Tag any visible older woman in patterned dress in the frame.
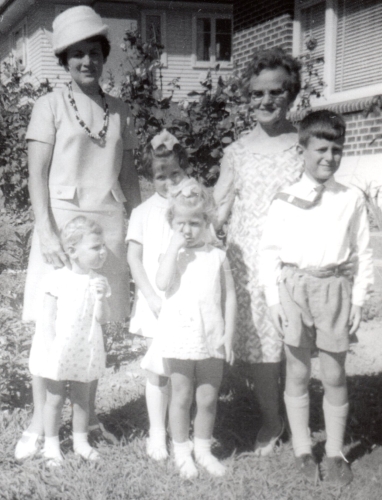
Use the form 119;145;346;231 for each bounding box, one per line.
214;48;303;455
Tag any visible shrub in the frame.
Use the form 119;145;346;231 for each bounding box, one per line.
0;63;52;212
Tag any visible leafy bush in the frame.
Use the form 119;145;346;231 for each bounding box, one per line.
0;63;52;212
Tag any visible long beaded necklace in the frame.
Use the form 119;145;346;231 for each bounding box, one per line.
67;81;109;141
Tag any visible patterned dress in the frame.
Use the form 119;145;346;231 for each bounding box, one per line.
215;137;303;363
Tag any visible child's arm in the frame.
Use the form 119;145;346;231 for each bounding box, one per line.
220;258;237;365
128;240;162;317
42;293;57;351
91;277;111;324
156;232;186;291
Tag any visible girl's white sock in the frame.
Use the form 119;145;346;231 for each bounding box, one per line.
43;435;61;459
323;398;349;457
284;392;312;457
73;432;99;461
146;379;169;460
194;437;225;477
173;440;198;479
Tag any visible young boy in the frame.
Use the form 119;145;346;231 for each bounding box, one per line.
259;110;373;486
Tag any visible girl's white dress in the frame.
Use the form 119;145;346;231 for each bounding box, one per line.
126;193;171;338
158;244;226;360
29;267;109;383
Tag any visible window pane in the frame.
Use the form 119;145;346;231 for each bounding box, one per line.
216;18;232;61
196;18;211;61
146;15;161;44
335;0;382;92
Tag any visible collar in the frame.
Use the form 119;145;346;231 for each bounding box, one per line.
300;173;336;193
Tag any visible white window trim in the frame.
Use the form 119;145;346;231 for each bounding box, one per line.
141;10;168;67
293;0;382;106
11;18;28;69
191;13;233;69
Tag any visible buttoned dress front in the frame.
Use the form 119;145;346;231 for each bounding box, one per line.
23;87;138;322
214;136;303;364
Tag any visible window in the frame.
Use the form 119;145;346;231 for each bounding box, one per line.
12;22;27;67
141;11;167;66
192;14;232;67
294;0;382;104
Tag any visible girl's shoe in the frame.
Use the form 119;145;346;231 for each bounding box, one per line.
254;418;285;457
15;431;43;460
74;444;100;461
173;440;198;479
146;437;169;461
42;448;64;467
195;451;226;477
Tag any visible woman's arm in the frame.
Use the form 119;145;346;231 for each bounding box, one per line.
28;140;70;268
119;150;141;218
220;258;237;365
213;151;235;231
156;232;185;291
127;240;162;317
42;293;57;352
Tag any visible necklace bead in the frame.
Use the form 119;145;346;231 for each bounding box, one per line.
67;81;109;141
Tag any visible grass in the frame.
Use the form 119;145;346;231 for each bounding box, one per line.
1;262;382;498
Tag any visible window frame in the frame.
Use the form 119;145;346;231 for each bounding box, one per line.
141;10;168;67
191;13;233;69
293;0;382;105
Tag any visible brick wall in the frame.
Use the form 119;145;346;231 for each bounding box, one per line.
343;112;382;157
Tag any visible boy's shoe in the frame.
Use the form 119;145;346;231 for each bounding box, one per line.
254;418;285;457
295;454;319;485
88;422;118;445
324;455;353;486
15;432;43;460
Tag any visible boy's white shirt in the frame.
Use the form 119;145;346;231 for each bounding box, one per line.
259;173;374;307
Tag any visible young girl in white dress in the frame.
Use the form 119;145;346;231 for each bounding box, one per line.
28;216;110;465
155;179;237;479
127;130;188;460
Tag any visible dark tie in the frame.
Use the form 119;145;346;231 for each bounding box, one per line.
273;185;325;209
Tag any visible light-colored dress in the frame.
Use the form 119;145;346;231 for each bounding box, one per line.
23;87;138;322
126;193;171;337
29;268;109;383
159;244;226;360
214;137;303;364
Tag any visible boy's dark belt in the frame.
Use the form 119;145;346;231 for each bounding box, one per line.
282;261;351;278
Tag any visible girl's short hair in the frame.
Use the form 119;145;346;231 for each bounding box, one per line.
61;216;103;252
57;35;111;67
167;178;216;226
241;47;301;103
140;141;189;179
298;110;346;147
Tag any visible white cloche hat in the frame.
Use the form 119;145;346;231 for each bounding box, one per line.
52;6;109;55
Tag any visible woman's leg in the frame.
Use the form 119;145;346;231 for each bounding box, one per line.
43;379;66;463
167;358;197;478
15;376;46;459
71;381;99;460
252;362;284;452
193;358;225;476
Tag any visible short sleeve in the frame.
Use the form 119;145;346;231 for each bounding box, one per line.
126;205;143;244
26;94;56;145
122;105;138;151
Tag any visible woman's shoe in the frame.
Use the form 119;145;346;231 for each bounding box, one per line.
254;418;285;457
15;431;43;460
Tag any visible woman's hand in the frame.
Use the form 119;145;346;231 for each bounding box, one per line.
147;294;162;318
38;229;70;269
217;335;235;365
269;304;288;338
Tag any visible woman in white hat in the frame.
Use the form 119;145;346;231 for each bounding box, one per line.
15;6;140;460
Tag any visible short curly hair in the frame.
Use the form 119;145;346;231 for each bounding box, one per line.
167;178;216;226
140;142;189;180
60;216;103;252
57;35;111;67
241;47;301;104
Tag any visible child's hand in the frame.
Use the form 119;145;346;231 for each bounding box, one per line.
169;230;187;251
90;277;109;300
349;304;362;335
269;304;288;338
147;294;162;318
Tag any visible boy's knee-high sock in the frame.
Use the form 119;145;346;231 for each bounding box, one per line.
146;379;169;434
284;392;312;457
323;398;349;457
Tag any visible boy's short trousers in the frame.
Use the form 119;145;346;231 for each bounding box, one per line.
278;265;352;353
